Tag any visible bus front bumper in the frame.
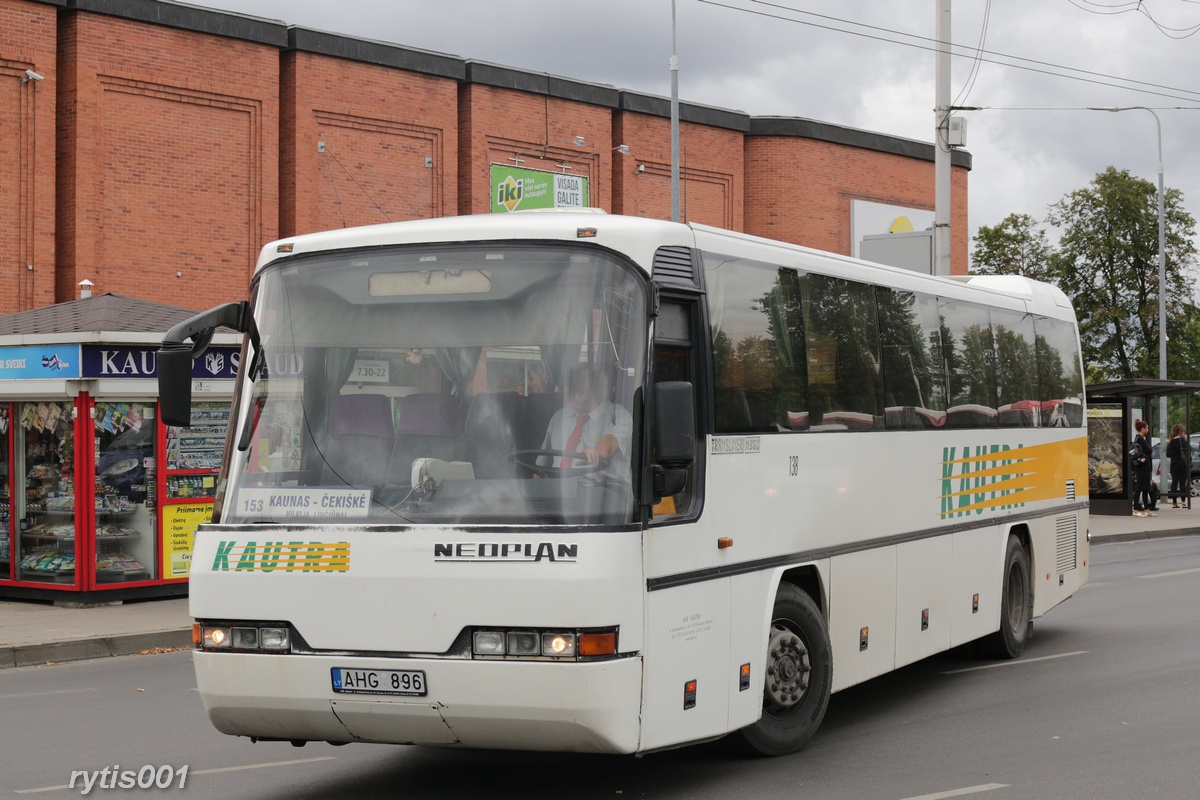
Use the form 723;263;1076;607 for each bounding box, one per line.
194;651;644;754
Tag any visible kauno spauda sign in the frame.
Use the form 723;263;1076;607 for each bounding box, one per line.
490;164;589;213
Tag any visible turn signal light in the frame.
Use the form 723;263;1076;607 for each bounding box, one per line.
578;631;617;656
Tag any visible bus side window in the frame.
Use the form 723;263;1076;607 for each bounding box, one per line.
653;301;698;517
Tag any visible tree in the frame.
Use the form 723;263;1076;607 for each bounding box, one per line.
1048;167;1196;382
973;167;1198;382
971;213;1053;281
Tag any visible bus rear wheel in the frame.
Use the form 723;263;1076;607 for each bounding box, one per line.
736;582;831;757
980;534;1031;659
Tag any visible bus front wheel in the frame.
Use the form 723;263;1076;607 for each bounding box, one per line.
980;534;1031;659
736;582;831;757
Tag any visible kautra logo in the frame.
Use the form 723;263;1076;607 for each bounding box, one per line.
938;439;1085;518
211;540;350;572
939;444;1029;518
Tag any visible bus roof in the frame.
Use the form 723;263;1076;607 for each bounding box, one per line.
256;211;693;279
257;211;1074;319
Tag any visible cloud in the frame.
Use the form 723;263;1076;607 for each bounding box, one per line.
188;0;1200;269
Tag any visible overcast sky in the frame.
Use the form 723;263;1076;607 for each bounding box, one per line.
186;0;1200;266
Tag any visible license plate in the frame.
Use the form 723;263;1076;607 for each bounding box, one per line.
331;667;427;697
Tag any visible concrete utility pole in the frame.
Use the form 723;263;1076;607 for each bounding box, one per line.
934;0;951;276
1092;105;1168;491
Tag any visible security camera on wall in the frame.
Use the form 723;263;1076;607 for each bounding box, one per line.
23;69;44;82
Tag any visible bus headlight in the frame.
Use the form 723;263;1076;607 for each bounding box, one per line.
508;631;542;656
473;631;506;655
203;626;231;648
470;627;614;660
542;633;575;657
259;627;290;650
198;622;291;653
231;627;259;649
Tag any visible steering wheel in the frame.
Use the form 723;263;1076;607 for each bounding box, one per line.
509;449;606;479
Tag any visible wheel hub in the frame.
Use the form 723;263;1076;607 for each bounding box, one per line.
764;622;810;711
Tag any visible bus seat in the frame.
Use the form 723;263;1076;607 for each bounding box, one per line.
320;393;394;488
461;392;525;479
388;393;465;486
521;392;564;452
395;392;465;437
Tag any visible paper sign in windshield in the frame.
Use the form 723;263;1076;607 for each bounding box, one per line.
235;487;372;518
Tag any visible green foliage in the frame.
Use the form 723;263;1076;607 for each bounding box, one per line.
971;213;1053;281
972;167;1198;382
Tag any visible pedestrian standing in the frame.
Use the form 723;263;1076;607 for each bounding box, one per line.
1166;423;1192;508
1132;419;1156;517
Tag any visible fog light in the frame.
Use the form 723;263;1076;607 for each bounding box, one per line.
508;631;540;656
473;631;505;655
259;627;290;650
203;627;231;648
542;632;576;657
231;627;259;649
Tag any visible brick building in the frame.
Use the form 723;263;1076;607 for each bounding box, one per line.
2;0;971;316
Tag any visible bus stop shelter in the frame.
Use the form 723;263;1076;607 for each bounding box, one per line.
1086;379;1200;516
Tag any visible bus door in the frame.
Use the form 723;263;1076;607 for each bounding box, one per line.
641;292;738;749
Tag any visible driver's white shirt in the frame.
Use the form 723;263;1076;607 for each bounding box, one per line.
540;400;633;481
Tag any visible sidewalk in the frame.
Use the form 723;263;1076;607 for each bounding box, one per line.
2;508;1199;670
0;596;191;669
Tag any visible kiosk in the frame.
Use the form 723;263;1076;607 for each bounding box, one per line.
0;294;238;602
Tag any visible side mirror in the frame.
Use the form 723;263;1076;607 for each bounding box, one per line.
158;301;256;427
157;344;195;427
654;381;695;466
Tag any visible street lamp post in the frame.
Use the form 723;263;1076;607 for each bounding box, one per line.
1092;106;1168;491
670;0;680;223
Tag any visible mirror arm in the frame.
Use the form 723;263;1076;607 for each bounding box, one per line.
162;301;259;358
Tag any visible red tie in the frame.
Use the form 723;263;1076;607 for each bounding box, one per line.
561;413;590;467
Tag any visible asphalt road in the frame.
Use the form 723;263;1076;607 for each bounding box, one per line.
2;536;1198;800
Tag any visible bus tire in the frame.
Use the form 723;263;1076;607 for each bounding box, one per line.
981;534;1031;659
736;582;831;757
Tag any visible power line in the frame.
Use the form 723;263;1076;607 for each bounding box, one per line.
693;0;1200;104
1065;0;1200;38
953;0;993;108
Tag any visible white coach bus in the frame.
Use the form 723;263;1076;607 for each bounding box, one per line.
158;210;1088;757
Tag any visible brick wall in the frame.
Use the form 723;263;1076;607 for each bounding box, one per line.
55;8;279;309
613;111;745;230
281;48;459;237
0;0;56;314
2;0;972;319
459;83;616;216
745;136;969;265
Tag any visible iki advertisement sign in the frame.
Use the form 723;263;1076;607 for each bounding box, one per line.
491;164;589;213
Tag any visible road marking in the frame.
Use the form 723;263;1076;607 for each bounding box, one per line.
941;650;1089;674
1138;566;1200;579
901;783;1009;800
0;688;96;701
15;757;337;793
191;756;337;775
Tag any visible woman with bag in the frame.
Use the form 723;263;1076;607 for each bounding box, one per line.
1132;419;1156;517
1165;423;1192;508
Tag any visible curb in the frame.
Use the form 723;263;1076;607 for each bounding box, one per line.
1092;527;1200;544
1;629;193;670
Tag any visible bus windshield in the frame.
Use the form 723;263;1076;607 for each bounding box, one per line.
218;242;648;526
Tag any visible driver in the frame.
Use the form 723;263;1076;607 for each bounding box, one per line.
540;365;633;481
